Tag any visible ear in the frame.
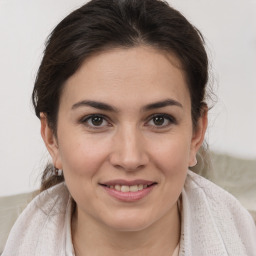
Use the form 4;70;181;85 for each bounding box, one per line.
40;113;62;170
188;106;208;167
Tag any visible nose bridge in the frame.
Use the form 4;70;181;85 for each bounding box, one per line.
110;123;148;170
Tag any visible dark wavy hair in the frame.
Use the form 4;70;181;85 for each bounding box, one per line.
32;0;209;191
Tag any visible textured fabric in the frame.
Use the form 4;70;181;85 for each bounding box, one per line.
2;171;256;256
197;152;256;221
0;191;38;253
179;172;256;256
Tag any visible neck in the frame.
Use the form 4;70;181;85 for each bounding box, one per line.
72;203;181;256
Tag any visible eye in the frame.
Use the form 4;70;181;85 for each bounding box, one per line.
81;114;110;129
146;114;176;128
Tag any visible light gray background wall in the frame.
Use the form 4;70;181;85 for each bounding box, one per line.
0;0;255;196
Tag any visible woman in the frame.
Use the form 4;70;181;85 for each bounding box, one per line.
3;0;255;255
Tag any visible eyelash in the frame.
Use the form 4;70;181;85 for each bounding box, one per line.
146;113;177;128
80;114;111;130
79;113;177;130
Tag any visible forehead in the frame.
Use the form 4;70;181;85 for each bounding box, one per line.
61;46;190;109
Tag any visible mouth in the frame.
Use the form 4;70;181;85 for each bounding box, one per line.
99;180;157;202
99;182;157;192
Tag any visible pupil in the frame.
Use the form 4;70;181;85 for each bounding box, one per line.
153;116;164;126
92;116;103;126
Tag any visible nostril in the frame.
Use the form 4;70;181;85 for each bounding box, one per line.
113;164;146;172
110;158;147;171
113;164;125;170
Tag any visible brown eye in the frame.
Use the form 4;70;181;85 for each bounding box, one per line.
153;116;165;126
81;114;110;129
91;116;104;126
146;114;176;128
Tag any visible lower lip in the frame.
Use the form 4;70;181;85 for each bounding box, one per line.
101;185;156;202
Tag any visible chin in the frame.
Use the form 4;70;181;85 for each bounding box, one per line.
103;213;155;232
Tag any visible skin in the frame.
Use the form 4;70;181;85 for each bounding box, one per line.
41;46;207;256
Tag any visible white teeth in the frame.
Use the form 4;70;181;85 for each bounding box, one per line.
121;185;129;192
114;184;121;191
108;184;149;192
129;185;139;192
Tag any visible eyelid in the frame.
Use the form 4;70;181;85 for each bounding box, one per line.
145;113;177;127
79;113;177;130
80;114;112;129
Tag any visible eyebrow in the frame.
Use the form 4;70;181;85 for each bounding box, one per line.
71;98;183;112
142;99;183;111
72;100;118;112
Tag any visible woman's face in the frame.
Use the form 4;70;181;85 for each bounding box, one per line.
42;46;207;231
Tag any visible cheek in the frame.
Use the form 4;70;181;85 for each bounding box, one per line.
57;135;112;205
57;132;111;176
150;136;190;201
149;133;192;173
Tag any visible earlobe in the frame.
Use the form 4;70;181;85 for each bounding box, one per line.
189;107;208;167
40;113;62;169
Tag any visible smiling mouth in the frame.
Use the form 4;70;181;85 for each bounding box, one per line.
100;183;157;192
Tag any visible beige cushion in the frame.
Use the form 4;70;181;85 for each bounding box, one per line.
0;191;38;253
192;151;256;223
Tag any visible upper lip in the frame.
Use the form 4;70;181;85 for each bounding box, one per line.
100;179;157;186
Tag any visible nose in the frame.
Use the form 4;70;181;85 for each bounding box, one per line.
109;125;149;171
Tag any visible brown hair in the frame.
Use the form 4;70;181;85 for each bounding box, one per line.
32;0;209;191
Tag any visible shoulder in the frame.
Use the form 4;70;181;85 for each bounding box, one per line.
184;170;254;224
182;171;256;255
185;171;251;214
2;183;70;256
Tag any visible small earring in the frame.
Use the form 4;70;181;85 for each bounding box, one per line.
189;157;197;167
54;168;63;176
